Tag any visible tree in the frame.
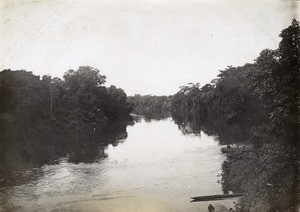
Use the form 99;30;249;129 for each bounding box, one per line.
253;19;300;138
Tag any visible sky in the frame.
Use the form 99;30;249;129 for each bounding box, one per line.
0;0;298;95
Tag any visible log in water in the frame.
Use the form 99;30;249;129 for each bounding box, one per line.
191;193;244;202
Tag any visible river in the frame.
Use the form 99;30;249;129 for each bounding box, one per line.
0;116;236;211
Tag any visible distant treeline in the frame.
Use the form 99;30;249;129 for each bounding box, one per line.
127;95;172;118
0;66;133;169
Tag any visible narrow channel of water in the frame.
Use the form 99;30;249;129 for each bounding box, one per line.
0;116;236;211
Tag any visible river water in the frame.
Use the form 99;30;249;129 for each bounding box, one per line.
0;116;236;211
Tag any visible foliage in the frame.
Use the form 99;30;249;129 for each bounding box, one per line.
0;66;132;170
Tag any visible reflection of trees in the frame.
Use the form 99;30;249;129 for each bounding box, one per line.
0;120;130;176
67;139;108;164
137;111;170;122
0;118;131;212
131;112;170;123
131;114;143;123
102;120;129;146
172;111;249;143
172;112;201;134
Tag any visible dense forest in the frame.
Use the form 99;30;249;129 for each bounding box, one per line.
0;66;133;170
129;20;299;211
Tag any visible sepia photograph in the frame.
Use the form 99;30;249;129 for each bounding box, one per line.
0;0;299;211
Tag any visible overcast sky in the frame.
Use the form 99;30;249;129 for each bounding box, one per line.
1;0;298;95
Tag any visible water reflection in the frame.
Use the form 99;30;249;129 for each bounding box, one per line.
132;111;171;122
0;115;235;212
172;112;250;145
0;120;130;180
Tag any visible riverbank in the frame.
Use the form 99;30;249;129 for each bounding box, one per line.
221;137;299;212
